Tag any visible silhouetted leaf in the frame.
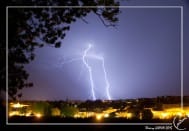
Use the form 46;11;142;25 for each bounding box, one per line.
55;42;61;48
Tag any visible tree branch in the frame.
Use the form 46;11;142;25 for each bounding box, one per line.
94;12;116;28
81;17;89;24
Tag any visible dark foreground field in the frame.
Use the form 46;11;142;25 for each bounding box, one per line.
7;117;189;131
8;116;172;123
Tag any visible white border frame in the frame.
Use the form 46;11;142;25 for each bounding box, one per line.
6;6;183;125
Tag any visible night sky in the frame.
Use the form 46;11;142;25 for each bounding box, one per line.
20;0;189;100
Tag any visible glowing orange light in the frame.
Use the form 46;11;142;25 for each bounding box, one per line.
11;102;29;108
96;114;102;120
12;103;22;108
35;113;41;118
186;113;189;117
104;113;109;118
176;112;183;117
126;113;132;119
9;112;14;117
161;113;168;119
26;113;31;117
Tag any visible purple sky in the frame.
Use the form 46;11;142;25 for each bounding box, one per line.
20;0;189;100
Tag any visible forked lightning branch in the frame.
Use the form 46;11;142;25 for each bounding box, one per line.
60;44;111;100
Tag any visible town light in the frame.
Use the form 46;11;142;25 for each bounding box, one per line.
104;113;109;118
35;113;42;118
12;103;22;108
161;113;168;119
26;113;31;117
10;102;29;108
96;114;102;120
176;112;183;117
126;113;132;119
187;113;189;117
9;112;18;117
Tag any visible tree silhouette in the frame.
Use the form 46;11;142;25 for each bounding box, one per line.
141;109;153;120
1;0;120;99
60;104;78;117
31;101;52;116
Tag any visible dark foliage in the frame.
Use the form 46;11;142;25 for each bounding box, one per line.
0;0;120;99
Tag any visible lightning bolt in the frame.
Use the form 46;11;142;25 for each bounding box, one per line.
86;53;111;100
59;44;112;100
82;44;96;100
60;57;82;67
83;44;111;100
101;57;111;100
